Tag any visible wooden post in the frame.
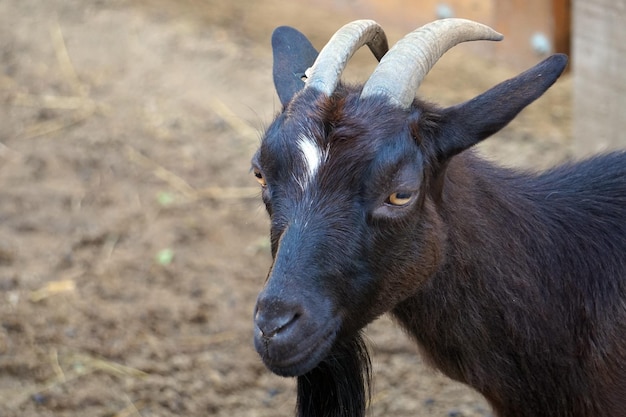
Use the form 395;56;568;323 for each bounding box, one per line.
573;0;626;154
553;0;571;58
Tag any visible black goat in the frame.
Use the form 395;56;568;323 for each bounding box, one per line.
250;19;626;417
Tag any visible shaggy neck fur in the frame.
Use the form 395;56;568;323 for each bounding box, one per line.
393;152;626;417
296;334;371;417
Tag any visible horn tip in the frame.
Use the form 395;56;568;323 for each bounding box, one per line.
438;17;504;41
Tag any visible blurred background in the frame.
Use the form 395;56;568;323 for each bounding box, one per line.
0;0;622;416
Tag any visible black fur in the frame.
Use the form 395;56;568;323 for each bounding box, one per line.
296;334;371;417
251;24;626;417
393;151;626;417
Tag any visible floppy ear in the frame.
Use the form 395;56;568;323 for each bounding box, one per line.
434;54;568;160
272;26;319;107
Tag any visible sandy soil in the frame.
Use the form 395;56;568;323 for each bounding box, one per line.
0;1;571;416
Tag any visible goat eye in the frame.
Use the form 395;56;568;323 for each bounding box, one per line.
253;169;267;187
387;191;413;206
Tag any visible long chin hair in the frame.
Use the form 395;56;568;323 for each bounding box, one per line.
296;333;372;417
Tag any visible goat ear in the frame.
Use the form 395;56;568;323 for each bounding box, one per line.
435;54;568;160
272;26;319;107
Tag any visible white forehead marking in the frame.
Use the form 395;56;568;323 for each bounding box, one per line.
296;134;327;189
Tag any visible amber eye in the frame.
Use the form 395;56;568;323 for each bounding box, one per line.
253;169;267;187
387;191;413;206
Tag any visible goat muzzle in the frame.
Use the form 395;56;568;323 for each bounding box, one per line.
253;286;340;377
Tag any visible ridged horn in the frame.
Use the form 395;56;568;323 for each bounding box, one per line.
360;18;503;109
305;20;388;96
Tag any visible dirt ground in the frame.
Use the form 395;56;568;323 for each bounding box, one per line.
0;1;571;416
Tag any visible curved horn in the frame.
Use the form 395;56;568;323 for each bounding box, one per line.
305;20;388;97
360;18;503;109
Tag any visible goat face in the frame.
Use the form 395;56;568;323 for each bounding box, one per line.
252;20;567;379
252;87;444;376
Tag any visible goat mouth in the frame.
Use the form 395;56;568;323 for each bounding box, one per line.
260;321;340;377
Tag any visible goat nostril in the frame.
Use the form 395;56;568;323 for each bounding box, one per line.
256;310;300;339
